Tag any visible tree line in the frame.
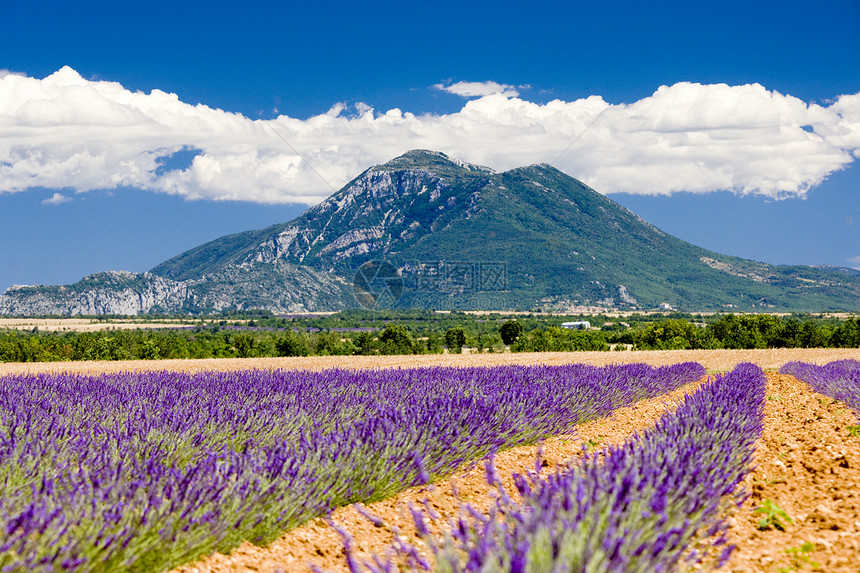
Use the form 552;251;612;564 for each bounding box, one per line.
0;314;858;363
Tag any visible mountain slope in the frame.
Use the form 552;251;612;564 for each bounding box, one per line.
0;263;352;315
151;150;860;312
4;150;860;314
151;150;496;279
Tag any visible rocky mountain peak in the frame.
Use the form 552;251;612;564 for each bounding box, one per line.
376;149;494;174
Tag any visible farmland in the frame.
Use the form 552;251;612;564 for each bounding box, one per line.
2;349;859;571
0;318;203;332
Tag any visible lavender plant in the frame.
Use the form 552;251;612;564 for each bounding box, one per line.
780;359;860;414
347;363;765;572
0;362;704;572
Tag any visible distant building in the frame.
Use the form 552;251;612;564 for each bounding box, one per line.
561;321;591;330
657;303;674;311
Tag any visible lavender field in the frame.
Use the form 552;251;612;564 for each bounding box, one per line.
348;363;766;572
780;359;860;414
0;363;704;572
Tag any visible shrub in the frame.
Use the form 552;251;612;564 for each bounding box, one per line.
499;320;524;345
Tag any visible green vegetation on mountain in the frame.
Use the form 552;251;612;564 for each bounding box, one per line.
5;150;860;314
149;150;860;312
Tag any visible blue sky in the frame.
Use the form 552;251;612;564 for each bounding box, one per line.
1;0;859;294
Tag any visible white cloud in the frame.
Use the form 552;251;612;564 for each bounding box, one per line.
432;80;520;98
849;255;860;270
41;192;71;206
1;67;859;205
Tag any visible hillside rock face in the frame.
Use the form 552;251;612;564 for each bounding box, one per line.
0;265;352;316
0;272;189;316
3;150;860;315
150;151;497;280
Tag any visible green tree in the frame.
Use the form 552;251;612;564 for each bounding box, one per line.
140;337;161;360
772;318;803;348
832;318;860;347
313;331;354;356
638;319;699;350
424;332;444;354
378;324;415;355
445;327;467;354
275;331;311;357
499;320;523;345
709;314;780;349
512;327;608;352
232;332;257;358
353;331;377;355
799;321;830;348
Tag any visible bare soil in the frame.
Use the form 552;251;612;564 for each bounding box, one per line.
716;373;860;572
4;348;859;571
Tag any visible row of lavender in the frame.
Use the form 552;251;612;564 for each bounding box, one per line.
344;363;766;572
780;359;860;414
0;362;704;572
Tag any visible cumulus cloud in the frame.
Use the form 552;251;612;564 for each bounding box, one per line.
1;67;859;205
433;80;520;98
41;192;71;206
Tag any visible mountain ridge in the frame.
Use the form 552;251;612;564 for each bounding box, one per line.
4;150;860;314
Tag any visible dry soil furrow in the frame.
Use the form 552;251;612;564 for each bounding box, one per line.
720;373;860;572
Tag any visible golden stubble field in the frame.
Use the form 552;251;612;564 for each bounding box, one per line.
4;348;860;572
3;347;860;377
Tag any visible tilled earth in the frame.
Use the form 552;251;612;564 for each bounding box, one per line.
717;373;860;572
3;348;859;571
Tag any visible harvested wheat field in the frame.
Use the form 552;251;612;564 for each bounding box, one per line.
3;348;860;572
3;347;860;377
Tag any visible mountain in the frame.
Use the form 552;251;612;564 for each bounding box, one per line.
0;264;351;315
3;150;860;314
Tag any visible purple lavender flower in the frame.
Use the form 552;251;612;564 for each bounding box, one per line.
0;362;704;572
352;363;765;572
781;359;860;416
